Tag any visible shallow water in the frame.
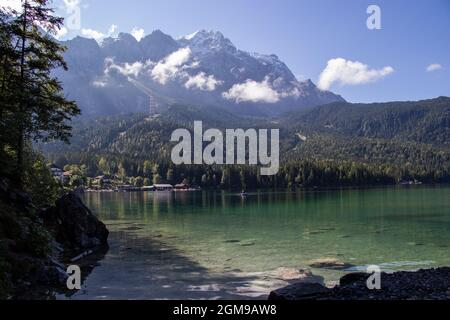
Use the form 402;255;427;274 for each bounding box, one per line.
60;186;450;300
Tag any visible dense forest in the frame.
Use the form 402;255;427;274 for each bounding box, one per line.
41;98;450;189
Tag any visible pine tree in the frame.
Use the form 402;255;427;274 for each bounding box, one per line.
1;1;80;186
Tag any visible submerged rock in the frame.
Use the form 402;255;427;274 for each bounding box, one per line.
272;267;312;281
309;258;353;270
41;192;109;252
271;267;324;284
224;240;241;243
240;242;255;247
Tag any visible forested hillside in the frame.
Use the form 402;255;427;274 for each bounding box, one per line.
282;96;450;146
41;97;450;188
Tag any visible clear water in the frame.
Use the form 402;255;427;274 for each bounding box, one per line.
62;186;450;300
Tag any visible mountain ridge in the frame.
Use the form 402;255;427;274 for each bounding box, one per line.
56;29;345;117
42;97;450;175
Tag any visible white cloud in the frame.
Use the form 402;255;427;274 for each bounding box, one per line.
119;62;145;78
151;47;192;85
183;31;200;40
81;24;118;42
0;0;23;12
81;28;105;41
281;86;300;99
131;27;145;41
54;26;68;40
426;63;442;72
223;77;280;103
92;79;108;88
318;58;394;90
0;0;79;38
105;58;146;78
108;24;118;37
185;72;222;91
63;0;81;11
1;0;80;40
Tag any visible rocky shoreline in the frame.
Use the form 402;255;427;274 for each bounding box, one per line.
269;267;450;300
0;177;109;299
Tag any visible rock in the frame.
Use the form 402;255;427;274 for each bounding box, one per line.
272;267;313;281
41;192;109;252
224;240;241;243
269;267;450;300
309;258;352;270
339;272;368;286
268;282;331;300
38;265;68;286
1;180;109;298
240;240;256;246
240;242;255;247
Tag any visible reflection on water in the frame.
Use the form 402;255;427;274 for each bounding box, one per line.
62;186;450;300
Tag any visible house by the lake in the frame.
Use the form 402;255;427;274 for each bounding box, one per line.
49;164;64;181
49;164;71;184
174;183;189;191
154;184;174;191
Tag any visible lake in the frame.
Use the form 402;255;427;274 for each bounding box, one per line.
61;186;450;300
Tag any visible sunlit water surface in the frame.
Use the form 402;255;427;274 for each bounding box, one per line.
60;186;450;300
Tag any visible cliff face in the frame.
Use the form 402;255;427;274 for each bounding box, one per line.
0;178;109;299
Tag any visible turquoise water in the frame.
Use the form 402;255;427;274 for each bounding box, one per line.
63;186;450;300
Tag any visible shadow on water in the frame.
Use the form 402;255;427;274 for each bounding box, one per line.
70;187;450;300
60;228;267;300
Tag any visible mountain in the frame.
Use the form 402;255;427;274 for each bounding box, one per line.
279;97;450;169
42;97;450;177
281;96;450;147
56;30;344;117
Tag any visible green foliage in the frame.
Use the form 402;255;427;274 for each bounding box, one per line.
39;97;450;189
0;200;53;298
282;97;450;146
0;1;80;186
24;224;52;258
23;147;61;208
134;176;144;188
153;174;163;185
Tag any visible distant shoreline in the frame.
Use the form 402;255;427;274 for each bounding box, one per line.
81;182;450;194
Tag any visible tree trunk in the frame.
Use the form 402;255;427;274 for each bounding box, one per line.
15;0;28;188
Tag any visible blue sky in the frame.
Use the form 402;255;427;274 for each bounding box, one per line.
10;0;450;103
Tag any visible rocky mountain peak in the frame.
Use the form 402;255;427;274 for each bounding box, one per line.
179;29;236;53
58;29;345;117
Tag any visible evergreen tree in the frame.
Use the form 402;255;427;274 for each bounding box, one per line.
1;1;80;186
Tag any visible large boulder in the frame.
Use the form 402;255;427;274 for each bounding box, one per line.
41;192;109;251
